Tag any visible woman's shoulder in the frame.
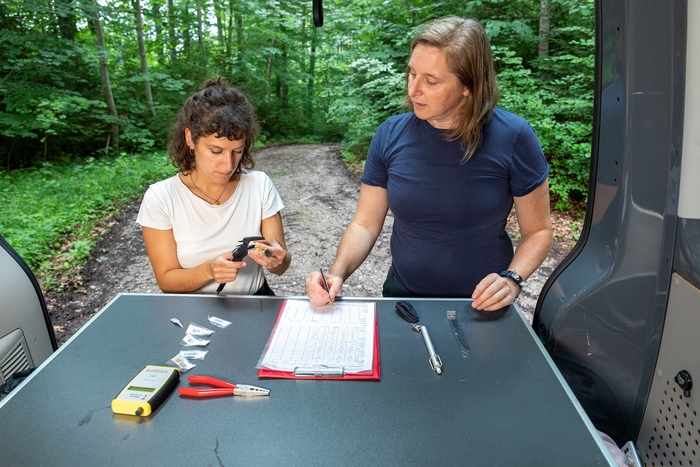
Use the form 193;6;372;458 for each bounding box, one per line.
241;170;273;183
375;112;420;140
145;174;182;196
484;107;539;144
383;112;417;128
489;107;529;130
240;170;278;192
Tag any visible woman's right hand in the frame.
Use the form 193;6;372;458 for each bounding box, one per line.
211;252;246;284
306;271;343;307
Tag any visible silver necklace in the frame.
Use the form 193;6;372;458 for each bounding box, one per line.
190;172;229;205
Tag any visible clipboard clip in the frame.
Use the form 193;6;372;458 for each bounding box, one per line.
293;366;345;377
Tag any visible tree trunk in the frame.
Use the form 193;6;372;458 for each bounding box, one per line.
279;46;288;110
538;0;551;58
306;26;317;122
56;0;77;40
91;2;119;151
133;0;156;117
226;0;234;68
183;0;191;65
196;0;206;66
0;3;7;30
213;0;224;51
267;38;276;110
235;12;244;65
166;0;176;67
152;1;165;64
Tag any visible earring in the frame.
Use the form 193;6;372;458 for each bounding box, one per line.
189;147;195;156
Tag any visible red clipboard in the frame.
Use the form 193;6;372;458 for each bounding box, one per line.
257;300;380;380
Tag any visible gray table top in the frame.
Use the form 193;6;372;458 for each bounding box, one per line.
0;293;613;466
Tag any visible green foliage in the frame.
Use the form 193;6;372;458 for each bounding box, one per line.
0;151;177;287
1;0;595;209
327;56;406;164
494;25;594;209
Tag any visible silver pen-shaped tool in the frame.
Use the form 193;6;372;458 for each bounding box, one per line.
412;324;442;375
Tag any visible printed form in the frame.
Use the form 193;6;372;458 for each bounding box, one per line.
260;299;376;374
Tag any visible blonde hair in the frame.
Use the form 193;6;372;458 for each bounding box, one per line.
404;17;499;163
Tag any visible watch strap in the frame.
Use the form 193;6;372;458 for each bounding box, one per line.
500;270;524;299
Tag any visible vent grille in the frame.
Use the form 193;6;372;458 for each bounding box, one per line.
643;381;700;467
0;339;30;383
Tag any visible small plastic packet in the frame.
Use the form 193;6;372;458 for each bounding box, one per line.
180;333;211;347
186;322;215;336
207;315;232;329
178;349;209;360
167;354;196;373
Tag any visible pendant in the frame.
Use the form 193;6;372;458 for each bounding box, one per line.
214;201;220;205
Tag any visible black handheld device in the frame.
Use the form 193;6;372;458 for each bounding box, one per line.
216;236;267;295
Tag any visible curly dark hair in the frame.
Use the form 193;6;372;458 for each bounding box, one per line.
169;77;260;174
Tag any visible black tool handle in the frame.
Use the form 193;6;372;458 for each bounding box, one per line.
216;236;267;295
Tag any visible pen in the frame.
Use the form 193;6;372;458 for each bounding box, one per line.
315;252;334;307
412;324;442;375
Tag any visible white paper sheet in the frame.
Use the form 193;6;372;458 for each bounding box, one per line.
259;299;376;373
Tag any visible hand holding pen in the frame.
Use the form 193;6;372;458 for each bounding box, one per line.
315;253;334;307
306;253;340;307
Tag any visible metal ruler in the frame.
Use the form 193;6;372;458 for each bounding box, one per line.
447;311;471;357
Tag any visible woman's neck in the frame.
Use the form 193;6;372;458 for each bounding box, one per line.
182;170;240;205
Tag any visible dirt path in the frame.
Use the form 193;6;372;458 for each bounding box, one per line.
46;143;571;346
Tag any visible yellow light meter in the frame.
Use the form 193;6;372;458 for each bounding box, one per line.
112;365;180;416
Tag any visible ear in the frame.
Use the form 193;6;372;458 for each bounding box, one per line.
184;128;193;148
463;88;470;98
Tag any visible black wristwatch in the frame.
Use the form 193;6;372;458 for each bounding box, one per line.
500;270;525;297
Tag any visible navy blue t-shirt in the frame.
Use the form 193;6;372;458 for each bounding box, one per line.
361;108;549;297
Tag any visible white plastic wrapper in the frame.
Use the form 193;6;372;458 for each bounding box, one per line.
207;315;232;329
186;322;215;336
167;354;196;373
178;350;209;360
180;333;211;347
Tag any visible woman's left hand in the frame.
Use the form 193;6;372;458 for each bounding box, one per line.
247;240;284;269
471;273;520;311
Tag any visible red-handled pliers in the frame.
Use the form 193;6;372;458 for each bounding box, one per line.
178;376;270;397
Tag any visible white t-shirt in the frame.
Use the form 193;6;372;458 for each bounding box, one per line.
136;171;284;295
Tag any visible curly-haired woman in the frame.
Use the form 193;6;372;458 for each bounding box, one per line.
136;78;290;295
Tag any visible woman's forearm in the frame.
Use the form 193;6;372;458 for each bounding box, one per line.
508;228;553;281
156;261;216;293
330;222;381;281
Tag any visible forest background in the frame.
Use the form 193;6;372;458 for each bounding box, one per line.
0;0;593;289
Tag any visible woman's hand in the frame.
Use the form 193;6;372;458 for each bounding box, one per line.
259;214;291;276
471;273;520;311
210;252;246;284
247;240;284;269
306;271;343;307
304;183;389;306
